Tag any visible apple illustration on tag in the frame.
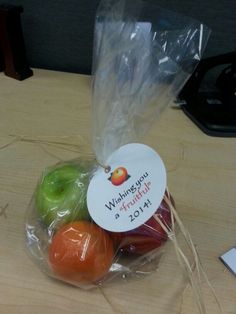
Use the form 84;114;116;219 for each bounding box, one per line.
35;163;91;227
108;167;130;186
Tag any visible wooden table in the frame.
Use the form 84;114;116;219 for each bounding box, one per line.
0;69;235;314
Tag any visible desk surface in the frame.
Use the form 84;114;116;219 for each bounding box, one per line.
0;69;235;314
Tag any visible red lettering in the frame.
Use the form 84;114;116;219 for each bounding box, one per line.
119;181;151;212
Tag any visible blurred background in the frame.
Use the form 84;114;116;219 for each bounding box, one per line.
2;0;236;74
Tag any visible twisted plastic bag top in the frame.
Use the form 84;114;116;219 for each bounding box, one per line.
92;0;210;164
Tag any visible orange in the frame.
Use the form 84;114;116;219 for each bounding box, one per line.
49;221;114;284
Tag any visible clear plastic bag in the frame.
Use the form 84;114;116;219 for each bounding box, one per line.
92;0;210;163
25;0;210;290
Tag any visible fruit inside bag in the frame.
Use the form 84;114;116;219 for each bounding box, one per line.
26;159;175;288
25;0;211;291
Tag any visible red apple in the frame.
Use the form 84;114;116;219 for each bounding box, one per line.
110;193;174;255
111;167;128;186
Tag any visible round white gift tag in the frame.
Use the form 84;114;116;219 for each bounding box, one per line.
87;143;166;232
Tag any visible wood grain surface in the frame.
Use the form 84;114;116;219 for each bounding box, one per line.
0;69;235;314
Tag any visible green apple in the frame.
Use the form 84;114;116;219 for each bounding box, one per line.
35;163;91;227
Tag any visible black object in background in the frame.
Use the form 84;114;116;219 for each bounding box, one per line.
179;52;236;137
0;47;4;71
0;4;33;80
